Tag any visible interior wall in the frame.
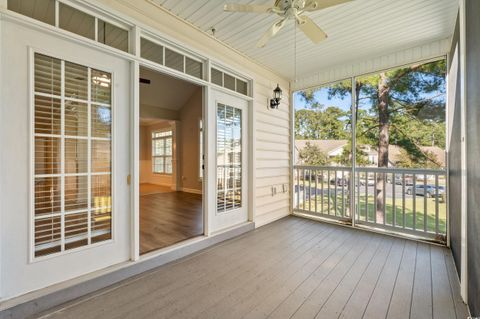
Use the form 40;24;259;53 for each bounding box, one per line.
465;0;480;314
447;13;462;278
179;88;202;192
140;121;176;187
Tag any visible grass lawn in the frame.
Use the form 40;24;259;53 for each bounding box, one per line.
298;194;446;235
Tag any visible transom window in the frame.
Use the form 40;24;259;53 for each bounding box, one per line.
33;53;112;258
152;130;173;174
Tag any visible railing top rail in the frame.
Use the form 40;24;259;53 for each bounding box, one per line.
293;165;352;170
294;165;445;175
355;167;446;174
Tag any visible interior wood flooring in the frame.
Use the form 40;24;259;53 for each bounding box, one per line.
139;183;173;196
39;216;468;319
140;190;203;254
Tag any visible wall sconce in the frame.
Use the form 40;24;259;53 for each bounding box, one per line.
269;84;283;109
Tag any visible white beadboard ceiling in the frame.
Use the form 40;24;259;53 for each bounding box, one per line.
149;0;458;81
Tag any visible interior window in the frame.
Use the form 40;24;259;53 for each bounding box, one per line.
152;130;173;174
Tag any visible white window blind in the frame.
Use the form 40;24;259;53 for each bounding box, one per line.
216;104;242;213
33;53;112;258
152;130;173;174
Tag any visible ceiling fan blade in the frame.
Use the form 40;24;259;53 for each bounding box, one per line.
224;3;273;13
303;0;353;11
296;15;327;44
256;18;288;48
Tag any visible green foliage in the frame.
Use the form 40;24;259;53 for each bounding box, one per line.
298;142;330;166
394;149;441;169
333;142;370;166
295;106;350;140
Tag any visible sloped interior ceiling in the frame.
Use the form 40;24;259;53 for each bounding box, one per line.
149;0;458;80
140;67;200;110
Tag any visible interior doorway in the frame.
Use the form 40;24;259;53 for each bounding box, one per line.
139;66;204;254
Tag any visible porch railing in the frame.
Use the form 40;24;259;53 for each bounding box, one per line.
293;165;447;243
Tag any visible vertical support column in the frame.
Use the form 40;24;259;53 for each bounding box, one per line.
203;60;212;235
130;59;140;261
248;79;256;224
459;0;468;302
351;77;357;227
130;26;141;261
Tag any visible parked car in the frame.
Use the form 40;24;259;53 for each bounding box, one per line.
330;177;348;186
359;178;376;186
387;175;414;185
406;185;445;197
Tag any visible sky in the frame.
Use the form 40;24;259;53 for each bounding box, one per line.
293;87;351;112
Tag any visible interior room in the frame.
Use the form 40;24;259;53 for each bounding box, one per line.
139;66;204;254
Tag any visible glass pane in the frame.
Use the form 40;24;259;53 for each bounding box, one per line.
65;212;89;250
153;157;164;173
92;105;112;138
34;177;61;216
217;104;242;212
92;175;111;208
211;68;223;86
236;79;248;95
59;3;95;40
65;62;88;101
97;20;129;52
35;136;61;175
140;38;163;65
91;208;111;243
165;137;172;156
224;73;236;91
65;101;88;136
91;69;112;104
65;176;88;211
293;79;352;215
34;54;61;96
354;60;447;228
153;139;164;156
65;138;88;174
185;57;203;79
35;96;61;135
92;140;111;173
34;216;61;257
165;48;184;72
165;157;173;174
8;0;55;25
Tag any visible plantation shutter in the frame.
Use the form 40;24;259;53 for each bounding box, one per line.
33;53;112;258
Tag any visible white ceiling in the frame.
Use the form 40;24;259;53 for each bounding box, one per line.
140;67;200;110
150;0;458;80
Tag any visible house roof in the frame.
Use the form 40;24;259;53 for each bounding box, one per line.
295;140;445;167
295;140;348;156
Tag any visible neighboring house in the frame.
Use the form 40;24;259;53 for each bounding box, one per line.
295;140;445;168
295;139;348;165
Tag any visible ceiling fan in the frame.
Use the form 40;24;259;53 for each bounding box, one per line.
224;0;353;47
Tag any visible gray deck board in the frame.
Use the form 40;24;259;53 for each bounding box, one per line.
38;216;469;319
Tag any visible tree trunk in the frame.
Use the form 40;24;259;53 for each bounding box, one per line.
376;73;390;224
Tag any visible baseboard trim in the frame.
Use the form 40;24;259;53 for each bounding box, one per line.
0;222;254;319
181;187;202;194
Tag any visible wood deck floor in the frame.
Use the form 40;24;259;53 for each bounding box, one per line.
39;217;468;319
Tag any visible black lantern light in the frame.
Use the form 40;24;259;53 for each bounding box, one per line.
269;84;283;109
